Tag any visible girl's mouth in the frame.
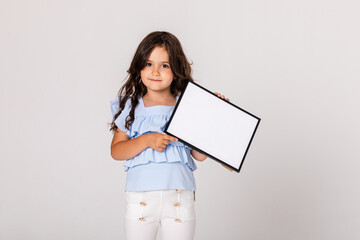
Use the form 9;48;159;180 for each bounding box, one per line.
150;78;161;82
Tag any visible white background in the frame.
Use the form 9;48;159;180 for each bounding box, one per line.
1;0;359;239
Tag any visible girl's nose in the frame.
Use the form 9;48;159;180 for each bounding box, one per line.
152;66;160;76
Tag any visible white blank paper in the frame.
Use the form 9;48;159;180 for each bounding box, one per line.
165;81;260;172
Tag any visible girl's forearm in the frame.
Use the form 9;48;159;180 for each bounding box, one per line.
111;134;149;160
191;149;207;161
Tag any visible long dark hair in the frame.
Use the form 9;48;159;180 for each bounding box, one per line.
109;31;194;133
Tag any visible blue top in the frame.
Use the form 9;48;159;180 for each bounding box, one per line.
110;96;197;191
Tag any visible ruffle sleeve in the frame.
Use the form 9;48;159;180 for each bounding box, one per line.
110;98;132;138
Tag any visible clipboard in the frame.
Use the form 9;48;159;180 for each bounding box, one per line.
164;80;261;173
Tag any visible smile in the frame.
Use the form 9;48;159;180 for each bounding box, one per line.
149;78;161;82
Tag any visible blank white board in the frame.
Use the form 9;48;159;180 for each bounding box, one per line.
164;80;260;172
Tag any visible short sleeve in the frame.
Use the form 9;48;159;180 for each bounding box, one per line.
110;98;131;137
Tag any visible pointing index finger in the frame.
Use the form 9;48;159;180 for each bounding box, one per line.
165;135;178;142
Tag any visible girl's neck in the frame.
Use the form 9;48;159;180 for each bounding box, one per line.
142;92;176;107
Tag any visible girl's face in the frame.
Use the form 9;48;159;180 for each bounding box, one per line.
141;46;174;95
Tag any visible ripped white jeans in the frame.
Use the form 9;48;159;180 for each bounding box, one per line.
124;190;196;240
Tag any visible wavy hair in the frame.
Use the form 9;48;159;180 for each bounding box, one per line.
109;31;194;133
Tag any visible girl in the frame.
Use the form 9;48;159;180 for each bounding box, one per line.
109;31;229;240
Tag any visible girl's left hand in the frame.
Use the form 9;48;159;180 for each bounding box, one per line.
214;92;230;102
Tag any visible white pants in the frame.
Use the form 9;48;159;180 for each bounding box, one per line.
124;190;196;240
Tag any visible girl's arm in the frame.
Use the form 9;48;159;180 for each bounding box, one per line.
111;128;147;160
110;128;178;160
190;149;207;161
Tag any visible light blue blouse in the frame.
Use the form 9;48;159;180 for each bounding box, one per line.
110;96;197;191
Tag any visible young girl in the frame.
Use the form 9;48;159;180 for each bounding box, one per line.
109;31;228;240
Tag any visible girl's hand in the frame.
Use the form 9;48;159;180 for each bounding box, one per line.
214;92;230;102
144;133;178;152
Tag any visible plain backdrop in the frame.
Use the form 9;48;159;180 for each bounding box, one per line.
1;0;359;239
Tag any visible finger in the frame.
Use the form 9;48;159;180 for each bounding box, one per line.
164;135;178;142
163;139;171;145
157;147;164;152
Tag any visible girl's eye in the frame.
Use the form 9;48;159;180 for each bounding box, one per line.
162;64;170;68
146;62;152;67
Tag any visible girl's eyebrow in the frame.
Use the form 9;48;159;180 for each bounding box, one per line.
147;59;170;64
